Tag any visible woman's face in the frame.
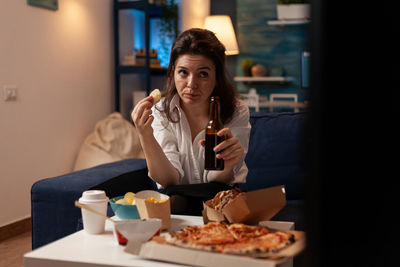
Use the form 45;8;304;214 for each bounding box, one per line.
174;54;216;110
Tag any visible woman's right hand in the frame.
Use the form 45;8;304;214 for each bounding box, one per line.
131;96;155;136
131;95;180;187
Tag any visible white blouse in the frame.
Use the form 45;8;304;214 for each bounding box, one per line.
151;94;251;186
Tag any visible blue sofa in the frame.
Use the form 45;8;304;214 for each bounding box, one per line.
31;112;307;249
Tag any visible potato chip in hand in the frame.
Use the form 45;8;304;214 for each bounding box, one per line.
150;89;162;104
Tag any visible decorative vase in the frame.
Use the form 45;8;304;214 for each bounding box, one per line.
276;4;310;20
251;64;268;77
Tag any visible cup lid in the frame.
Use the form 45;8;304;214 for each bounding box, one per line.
79;190;108;203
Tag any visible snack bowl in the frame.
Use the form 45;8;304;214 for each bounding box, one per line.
109;196;140;220
112;218;162;246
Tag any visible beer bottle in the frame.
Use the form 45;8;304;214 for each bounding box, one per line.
205;96;224;170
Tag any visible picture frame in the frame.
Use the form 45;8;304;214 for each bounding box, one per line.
27;0;58;11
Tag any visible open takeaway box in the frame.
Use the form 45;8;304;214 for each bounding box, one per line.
203;185;287;224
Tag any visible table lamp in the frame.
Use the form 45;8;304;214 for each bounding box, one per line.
204;15;239;55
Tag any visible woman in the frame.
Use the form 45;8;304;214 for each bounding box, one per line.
131;28;251;214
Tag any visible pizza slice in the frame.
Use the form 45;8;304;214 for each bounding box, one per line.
253;231;295;252
227;223;270;239
166;222;236;252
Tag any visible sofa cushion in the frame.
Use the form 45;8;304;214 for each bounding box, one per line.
241;112;307;200
73;112;145;171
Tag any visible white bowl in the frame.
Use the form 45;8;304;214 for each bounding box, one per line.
112;218;162;246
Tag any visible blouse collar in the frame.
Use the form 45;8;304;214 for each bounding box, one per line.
170;93;181;113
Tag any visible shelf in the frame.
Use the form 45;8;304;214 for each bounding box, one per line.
240;93;307;112
115;0;163;17
234;76;294;83
267;19;310;26
113;0;167;113
117;65;167;75
258;101;307;109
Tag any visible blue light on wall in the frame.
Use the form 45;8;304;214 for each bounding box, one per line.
131;10;145;50
131;11;172;68
150;18;172;68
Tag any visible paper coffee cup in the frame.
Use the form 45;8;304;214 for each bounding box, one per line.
79;190;109;234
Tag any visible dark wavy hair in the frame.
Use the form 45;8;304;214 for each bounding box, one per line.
160;28;238;124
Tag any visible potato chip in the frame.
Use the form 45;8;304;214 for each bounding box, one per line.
124;192;136;205
115;198;128;204
150;89;162;104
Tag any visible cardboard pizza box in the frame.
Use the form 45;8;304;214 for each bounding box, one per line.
138;240;288;267
203;185;286;224
133;220;304;267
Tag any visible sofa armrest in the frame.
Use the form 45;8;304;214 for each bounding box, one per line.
31;158;155;249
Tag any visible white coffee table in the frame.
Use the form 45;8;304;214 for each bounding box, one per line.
24;215;294;267
24;215;203;267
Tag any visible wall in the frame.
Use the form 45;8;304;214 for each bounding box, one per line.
0;0;113;227
181;0;209;31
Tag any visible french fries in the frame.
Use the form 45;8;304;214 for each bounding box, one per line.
145;197;167;204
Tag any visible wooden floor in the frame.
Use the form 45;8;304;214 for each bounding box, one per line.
0;230;32;267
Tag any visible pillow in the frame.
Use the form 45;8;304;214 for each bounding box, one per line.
73;112;145;171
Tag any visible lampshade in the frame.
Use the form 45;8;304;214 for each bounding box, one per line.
204;15;239;55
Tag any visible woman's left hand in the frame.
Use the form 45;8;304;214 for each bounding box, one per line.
200;128;244;169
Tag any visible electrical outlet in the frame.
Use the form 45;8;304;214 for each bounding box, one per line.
3;85;18;101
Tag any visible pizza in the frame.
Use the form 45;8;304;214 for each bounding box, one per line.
164;222;295;256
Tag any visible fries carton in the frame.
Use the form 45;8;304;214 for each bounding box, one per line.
203;185;286;224
135;190;171;230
